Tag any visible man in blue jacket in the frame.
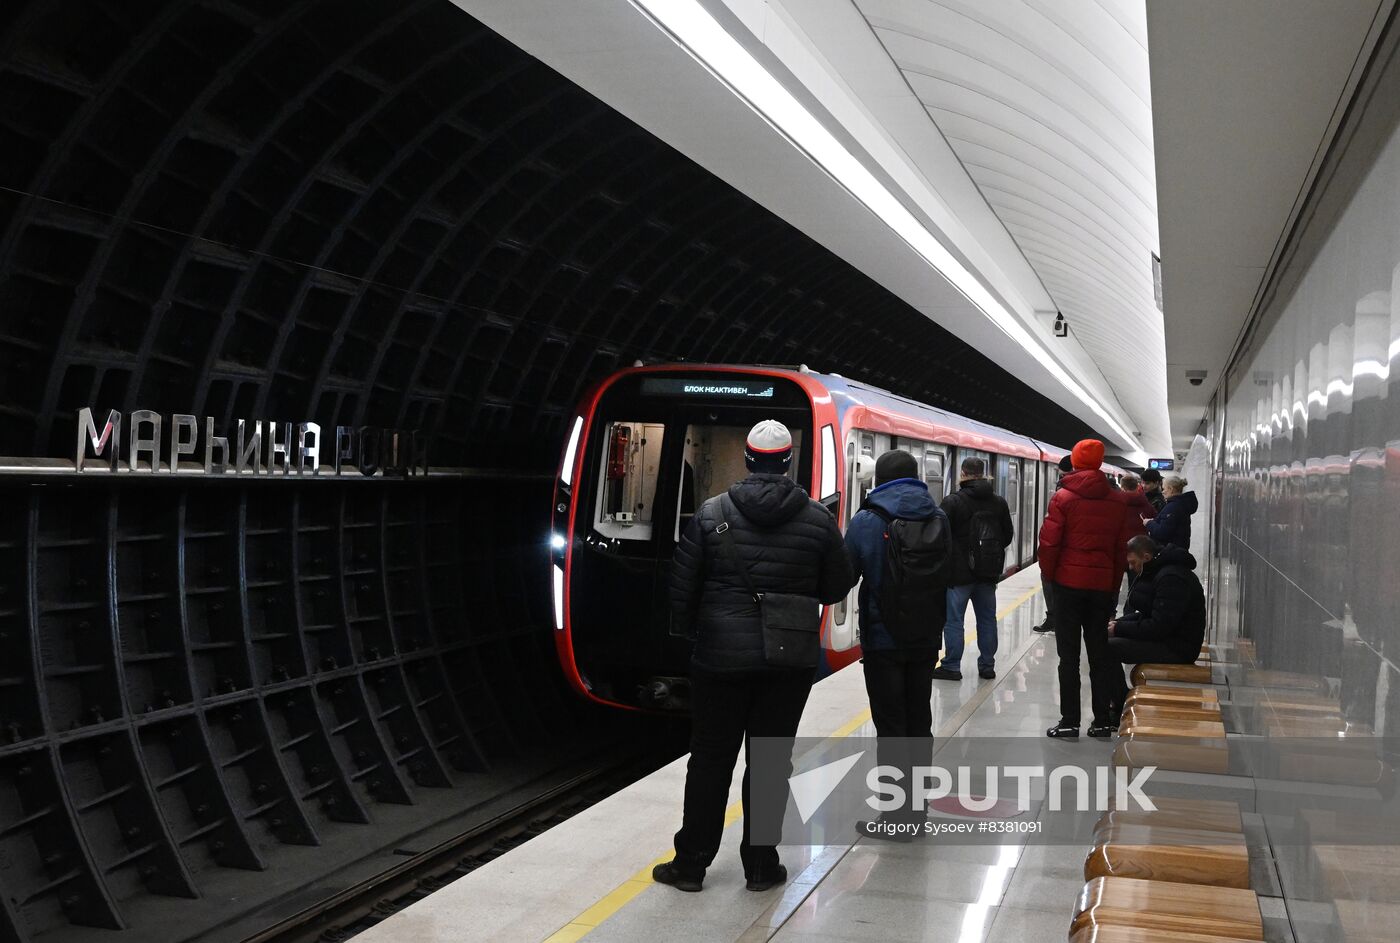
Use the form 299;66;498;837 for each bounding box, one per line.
845;450;951;839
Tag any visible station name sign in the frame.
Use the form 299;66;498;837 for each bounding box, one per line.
75;408;429;478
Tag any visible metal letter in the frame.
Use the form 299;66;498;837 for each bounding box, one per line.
296;422;321;475
76;407;121;471
236;419;263;474
266;421;293;475
357;426;380;477
408;430;429;476
335;426;355;476
384;430;403;477
204;418;229;474
128;409;161;472
169;414;197;472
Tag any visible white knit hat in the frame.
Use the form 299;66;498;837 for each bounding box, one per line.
745;420;793;471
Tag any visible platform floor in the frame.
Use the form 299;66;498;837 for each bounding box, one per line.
356;565;1113;942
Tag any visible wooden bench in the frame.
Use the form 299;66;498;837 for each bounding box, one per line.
1130;663;1213;685
1069;926;1263;943
1084;824;1249;888
1094;796;1242;838
1117;716;1226;740
1119;702;1221;728
1071;876;1263;940
1125;684;1218;707
1113;735;1229;775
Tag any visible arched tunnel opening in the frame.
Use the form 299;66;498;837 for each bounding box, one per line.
0;2;1099;941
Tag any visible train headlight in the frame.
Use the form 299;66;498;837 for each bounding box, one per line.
552;564;565;630
560;416;584;486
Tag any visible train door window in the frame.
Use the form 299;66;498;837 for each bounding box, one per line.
856;432;877;506
923;447;945;496
959;448;991;487
1005;458;1019;519
1020;459;1037;563
673;423;804;540
595;421;666;540
837;438;857;624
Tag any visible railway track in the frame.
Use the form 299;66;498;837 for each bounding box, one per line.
241;748;677;943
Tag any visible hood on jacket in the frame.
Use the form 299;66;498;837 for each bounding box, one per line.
1148;544;1198;572
1058;468;1112;499
958;478;995;501
728;473;810;527
1167;491;1200;514
865;478;938;521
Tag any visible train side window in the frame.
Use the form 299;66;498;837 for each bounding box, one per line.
1005;458;1019;517
595;421;665;540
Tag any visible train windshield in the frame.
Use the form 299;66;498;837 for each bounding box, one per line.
566;371;815;707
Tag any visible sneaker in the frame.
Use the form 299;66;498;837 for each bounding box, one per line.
978;668;996;680
1087;721;1116;738
1045;723;1079;739
652;860;704;892
931;667;963;681
1032;621;1053;633
745;864;787;892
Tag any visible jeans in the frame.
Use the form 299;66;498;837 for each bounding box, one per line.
941;582;998;673
1107;636;1193;708
673;669;811;874
862;649;935;821
1052;584;1117;726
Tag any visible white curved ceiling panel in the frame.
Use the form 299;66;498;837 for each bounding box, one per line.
855;0;1168;449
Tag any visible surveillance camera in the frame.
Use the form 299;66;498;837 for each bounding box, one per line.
1185;368;1207;388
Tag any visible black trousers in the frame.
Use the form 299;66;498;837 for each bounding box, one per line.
1053;584;1117;726
673;669;811;874
862;648;936;820
1107;636;1193;707
1041;577;1055;624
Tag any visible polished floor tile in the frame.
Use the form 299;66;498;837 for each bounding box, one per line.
775;894;997;943
984;905;1072;942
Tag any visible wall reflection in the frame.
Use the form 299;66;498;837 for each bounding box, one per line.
1214;113;1400;942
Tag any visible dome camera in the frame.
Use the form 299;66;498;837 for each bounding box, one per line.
1186;369;1207;387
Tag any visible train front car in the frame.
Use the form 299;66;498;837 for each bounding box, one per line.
551;367;840;711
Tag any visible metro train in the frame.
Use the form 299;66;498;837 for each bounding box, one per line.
549;364;1123;711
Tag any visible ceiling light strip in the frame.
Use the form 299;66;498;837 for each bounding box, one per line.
628;0;1142;452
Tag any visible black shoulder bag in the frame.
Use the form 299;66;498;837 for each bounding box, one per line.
713;495;823;669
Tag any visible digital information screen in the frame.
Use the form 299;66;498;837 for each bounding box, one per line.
640;377;777;400
1148;458;1175;470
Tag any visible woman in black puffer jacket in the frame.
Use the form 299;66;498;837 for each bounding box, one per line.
1145;477;1198;551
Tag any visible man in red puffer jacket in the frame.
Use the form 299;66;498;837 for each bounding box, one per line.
1038;439;1135;739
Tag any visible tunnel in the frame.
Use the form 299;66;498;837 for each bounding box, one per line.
0;2;1108;941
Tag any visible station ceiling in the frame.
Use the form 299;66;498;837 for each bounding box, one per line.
0;0;1101;471
462;0;1168;456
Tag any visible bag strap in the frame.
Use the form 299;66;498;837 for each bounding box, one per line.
714;495;762;603
860;500;894;527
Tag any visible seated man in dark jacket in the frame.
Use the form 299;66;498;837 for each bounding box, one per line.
845;450;951;839
657;420;852;894
1107;535;1206;706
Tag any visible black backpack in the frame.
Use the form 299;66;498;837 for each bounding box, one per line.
862;503;951;645
966;505;1006;581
